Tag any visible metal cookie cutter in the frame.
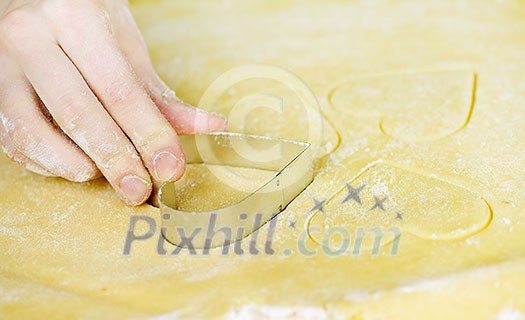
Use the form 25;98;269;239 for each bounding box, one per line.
159;132;313;249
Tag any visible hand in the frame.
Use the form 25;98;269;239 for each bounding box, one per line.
0;0;227;205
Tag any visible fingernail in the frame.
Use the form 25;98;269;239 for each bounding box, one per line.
154;151;183;181
208;113;228;131
120;175;150;205
194;109;228;132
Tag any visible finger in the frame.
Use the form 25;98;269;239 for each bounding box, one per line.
111;5;228;135
0;56;98;181
55;7;187;183
0;57;53;177
0;127;56;177
13;39;152;205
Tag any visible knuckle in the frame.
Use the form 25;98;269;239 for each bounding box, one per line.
62;150;101;183
2;115;37;153
96;143;138;176
98;150;120;170
0;113;35;158
134;128;174;155
53;93;92;132
103;79;138;109
12;127;42;156
0;111;49;156
68;165;100;182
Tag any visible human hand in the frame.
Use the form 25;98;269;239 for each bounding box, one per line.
0;0;227;205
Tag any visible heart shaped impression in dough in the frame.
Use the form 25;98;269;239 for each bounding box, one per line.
328;70;477;142
307;161;492;252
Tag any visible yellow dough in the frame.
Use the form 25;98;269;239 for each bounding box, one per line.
1;0;525;319
167;164;278;211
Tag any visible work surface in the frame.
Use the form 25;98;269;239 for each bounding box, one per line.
1;0;525;318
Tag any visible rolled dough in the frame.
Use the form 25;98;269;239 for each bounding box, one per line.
1;0;524;319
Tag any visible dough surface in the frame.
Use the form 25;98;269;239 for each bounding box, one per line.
167;164;278;211
1;0;525;319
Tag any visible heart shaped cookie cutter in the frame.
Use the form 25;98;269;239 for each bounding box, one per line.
159;132;313;249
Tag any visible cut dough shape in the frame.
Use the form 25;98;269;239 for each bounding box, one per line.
308;161;492;250
328;70;477;141
167;163;277;211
